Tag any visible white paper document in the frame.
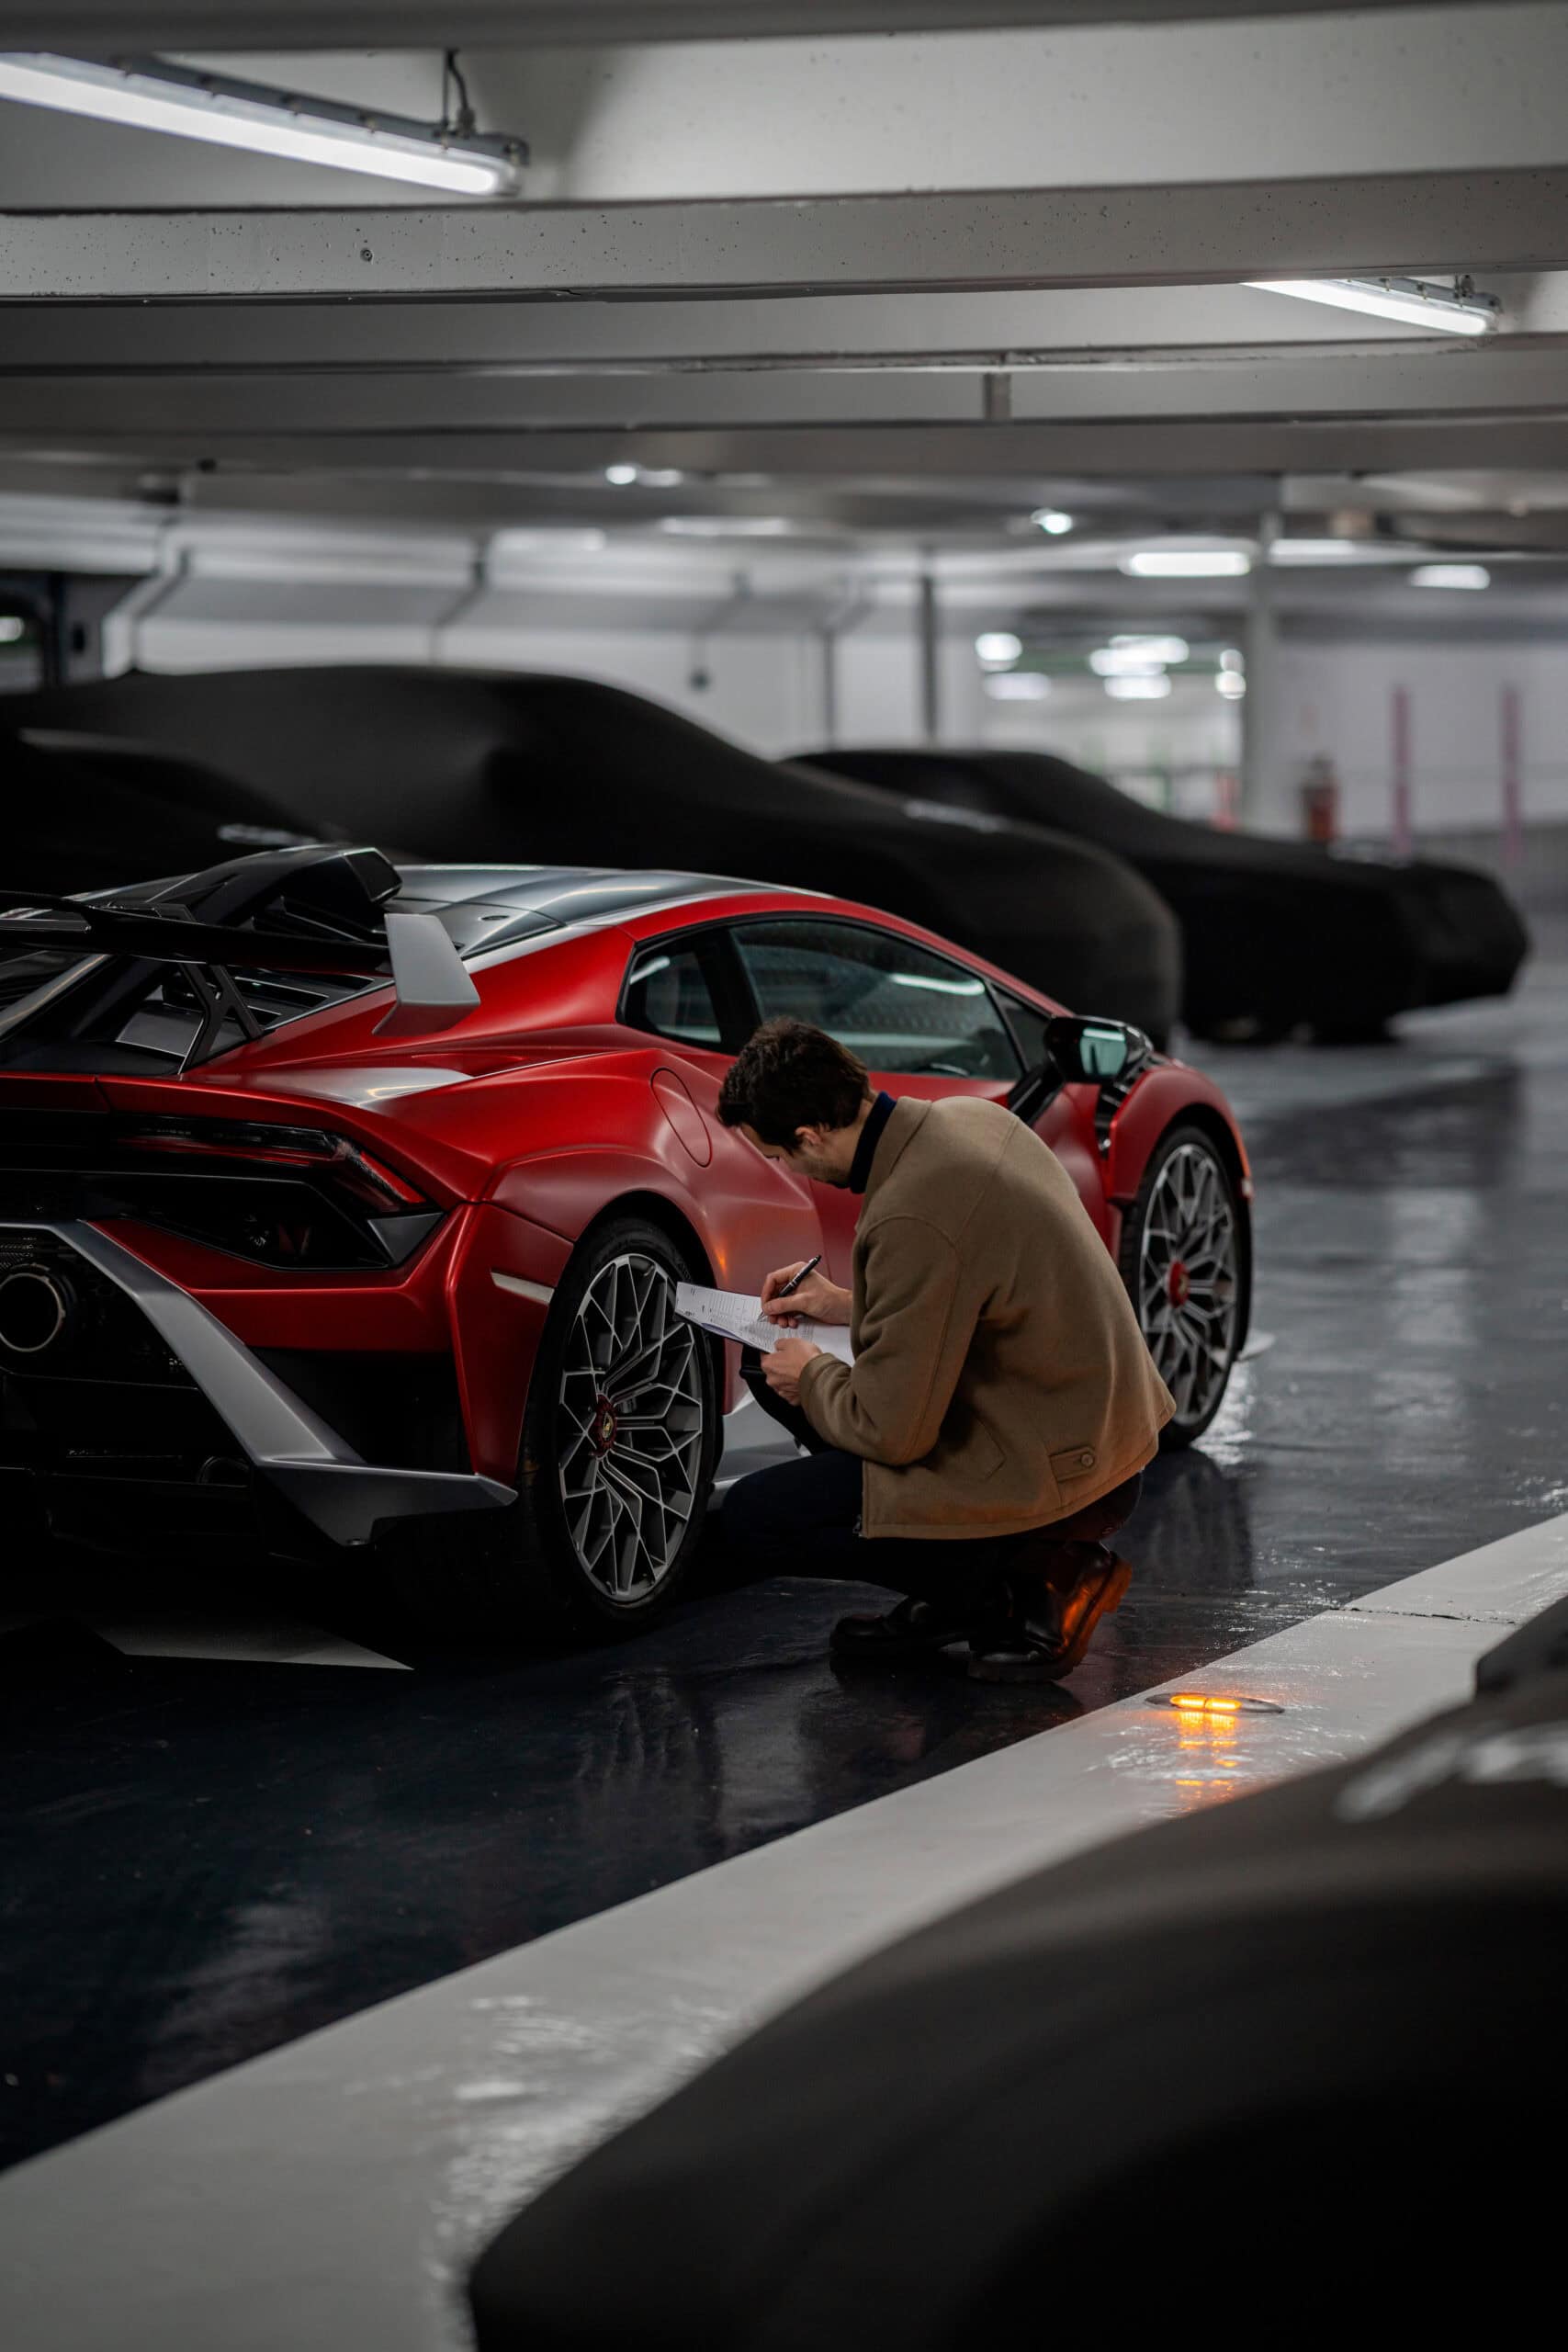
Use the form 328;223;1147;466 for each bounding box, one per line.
675;1282;855;1363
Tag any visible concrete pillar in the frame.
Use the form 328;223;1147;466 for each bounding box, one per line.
1240;513;1284;833
1502;683;1523;867
918;569;941;743
1391;684;1413;855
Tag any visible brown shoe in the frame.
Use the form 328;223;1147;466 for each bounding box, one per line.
967;1548;1132;1684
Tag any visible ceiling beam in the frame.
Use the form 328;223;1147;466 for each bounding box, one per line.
2;343;1566;437
12;413;1568;478
0;1;1484;44
2;11;1558;212
3;174;1565;303
0;285;1434;373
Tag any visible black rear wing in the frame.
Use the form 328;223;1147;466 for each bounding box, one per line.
0;891;389;978
0;844;478;1069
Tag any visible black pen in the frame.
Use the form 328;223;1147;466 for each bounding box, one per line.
775;1253;822;1300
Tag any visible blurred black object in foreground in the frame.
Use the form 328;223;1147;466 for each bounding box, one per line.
12;668;1183;1044
471;1601;1567;2345
805;744;1530;1041
1;727;328;897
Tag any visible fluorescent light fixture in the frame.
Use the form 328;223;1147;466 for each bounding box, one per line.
1031;509;1075;536
1219;647;1245;673
1269;537;1363;565
1105;674;1173;701
1246;276;1498;336
491;526;607;557
1215;672;1247;700
1091;635;1189;676
658;514;795;537
1090;649;1158;678
984;672;1051;700
1122;548;1252;579
0;52;525;194
0;616;24;643
604;463;685;488
975;631;1023;667
1112;635;1190;661
1411;562;1491;590
604;463;640;487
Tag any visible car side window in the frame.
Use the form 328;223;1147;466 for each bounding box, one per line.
623;943;724;1047
732;919;1021;1080
998;990;1052;1070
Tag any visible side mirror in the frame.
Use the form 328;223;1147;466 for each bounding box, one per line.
1042;1015;1152;1084
1006;1016;1154;1129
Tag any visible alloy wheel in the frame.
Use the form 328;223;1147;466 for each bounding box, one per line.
558;1250;707;1602
1135;1141;1240;1429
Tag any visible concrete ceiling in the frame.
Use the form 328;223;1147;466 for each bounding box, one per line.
2;4;1568;577
0;1;1485;42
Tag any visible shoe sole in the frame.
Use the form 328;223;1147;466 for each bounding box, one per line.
967;1557;1133;1684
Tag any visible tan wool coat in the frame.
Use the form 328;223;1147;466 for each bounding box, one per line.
797;1093;1174;1539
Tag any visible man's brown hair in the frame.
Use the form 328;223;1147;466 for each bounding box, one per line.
717;1017;870;1148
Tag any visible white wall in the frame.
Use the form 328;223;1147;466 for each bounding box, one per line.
1274;639;1567;843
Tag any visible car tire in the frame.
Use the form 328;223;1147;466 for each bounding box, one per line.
1118;1125;1244;1451
389;1216;720;1640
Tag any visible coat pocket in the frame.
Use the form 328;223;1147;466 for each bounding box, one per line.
1050;1443;1100;1492
964;1420;1006;1480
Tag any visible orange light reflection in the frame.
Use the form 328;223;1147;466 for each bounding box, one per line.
1168;1697;1245;1811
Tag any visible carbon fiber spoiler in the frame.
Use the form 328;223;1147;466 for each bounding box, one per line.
0;846;477;1067
0;891;389;978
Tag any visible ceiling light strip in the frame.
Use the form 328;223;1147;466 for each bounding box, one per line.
1245;275;1498;336
0;52;525;196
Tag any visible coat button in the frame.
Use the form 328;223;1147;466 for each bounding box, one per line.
1080;1451;1094;1466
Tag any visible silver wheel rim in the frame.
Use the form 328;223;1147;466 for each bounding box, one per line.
558;1251;706;1603
1136;1142;1239;1429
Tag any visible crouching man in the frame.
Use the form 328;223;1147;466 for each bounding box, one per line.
717;1018;1174;1683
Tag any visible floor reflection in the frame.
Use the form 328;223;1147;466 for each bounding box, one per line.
1133;1444;1257;1594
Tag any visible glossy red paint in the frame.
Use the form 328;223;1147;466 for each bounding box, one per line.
2;880;1247;1493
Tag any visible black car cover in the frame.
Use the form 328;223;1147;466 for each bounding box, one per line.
1;727;328;897
11;668;1183;1044
469;1608;1568;2346
805;744;1530;1038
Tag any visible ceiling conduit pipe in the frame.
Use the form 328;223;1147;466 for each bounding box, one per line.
99;516;189;677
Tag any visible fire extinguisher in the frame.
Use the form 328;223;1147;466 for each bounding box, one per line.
1300;753;1340;845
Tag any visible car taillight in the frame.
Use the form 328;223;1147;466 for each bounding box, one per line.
123;1118;427;1210
111;1115;440;1266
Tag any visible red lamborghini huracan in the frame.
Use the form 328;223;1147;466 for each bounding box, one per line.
0;846;1250;1634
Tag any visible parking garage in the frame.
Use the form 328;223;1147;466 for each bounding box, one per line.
3;6;1567;2348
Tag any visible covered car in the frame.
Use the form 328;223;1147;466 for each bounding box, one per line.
0;726;328;896
11;667;1182;1046
803;743;1529;1040
470;1601;1568;2345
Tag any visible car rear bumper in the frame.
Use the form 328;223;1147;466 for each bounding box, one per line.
0;1218;515;1546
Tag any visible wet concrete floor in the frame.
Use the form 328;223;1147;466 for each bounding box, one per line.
6;951;1566;2170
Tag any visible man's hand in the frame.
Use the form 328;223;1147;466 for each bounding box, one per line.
761;1334;823;1406
761;1261;852;1328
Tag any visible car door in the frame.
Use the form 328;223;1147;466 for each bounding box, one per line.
726;914;1035;1281
617;922;834;1283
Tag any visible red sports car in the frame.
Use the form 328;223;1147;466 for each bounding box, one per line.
0;846;1250;1635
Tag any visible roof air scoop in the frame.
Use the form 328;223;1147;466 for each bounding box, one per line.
375;910;481;1038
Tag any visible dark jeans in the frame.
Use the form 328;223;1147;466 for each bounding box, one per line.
727;1352;1142;1618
